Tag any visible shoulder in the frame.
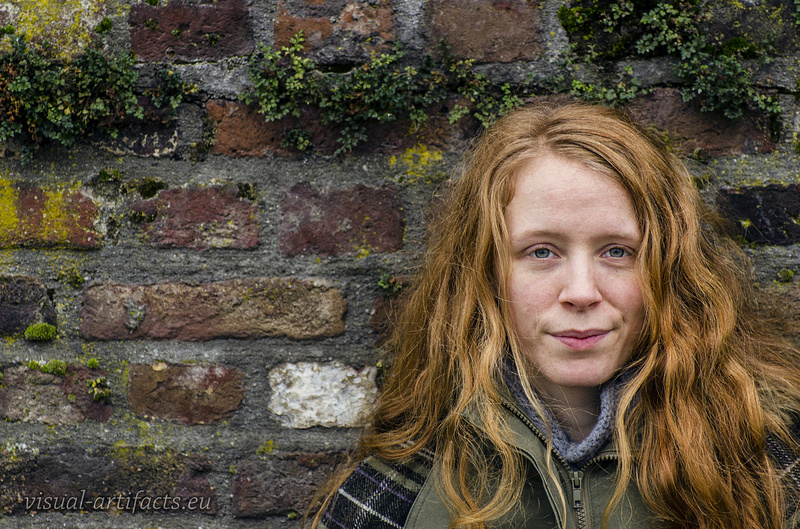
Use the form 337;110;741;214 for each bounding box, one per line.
318;447;436;529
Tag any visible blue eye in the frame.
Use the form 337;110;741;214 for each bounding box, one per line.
532;248;551;258
607;247;627;258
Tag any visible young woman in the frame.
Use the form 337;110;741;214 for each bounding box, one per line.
310;103;800;528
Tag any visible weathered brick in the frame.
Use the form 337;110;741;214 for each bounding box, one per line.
99;122;180;158
280;183;404;257
427;0;543;62
706;2;800;56
206;101;285;157
0;276;56;336
80;278;346;341
0;365;112;425
716;184;800;245
0;0;107;60
369;276;410;345
0;445;215;514
754;282;800;343
232;452;344;517
627;88;776;157
130;185;258;250
206;101;345;157
274;0;394;58
268;362;378;428
128;362;244;424
0;180;101;249
130;0;253;62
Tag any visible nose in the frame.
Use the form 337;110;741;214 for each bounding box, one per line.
558;257;602;309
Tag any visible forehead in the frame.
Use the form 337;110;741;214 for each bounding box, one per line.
505;155;641;240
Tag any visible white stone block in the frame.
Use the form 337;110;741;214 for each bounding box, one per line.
268;361;378;428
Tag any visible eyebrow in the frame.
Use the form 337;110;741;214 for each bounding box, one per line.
508;228;642;244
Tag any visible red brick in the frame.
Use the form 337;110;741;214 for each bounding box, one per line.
280;183;404;257
207;101;347;157
80;278;346;341
128;363;243;424
0;365;112;425
627;88;776;157
717;184;800;245
274;0;394;54
427;0;543;62
130;185;258;250
0;183;101;249
0;276;56;336
207;101;282;157
0;445;215;514
130;0;253;62
232;452;345;517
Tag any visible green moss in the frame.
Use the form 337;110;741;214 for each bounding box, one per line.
23;323;57;342
87;377;110;402
94;17;113;35
237;183;257;201
57;268;84;288
256;440;276;456
87;357;99;369
136;177;166;199
778;268;795;283
144;18;158;30
40;359;66;375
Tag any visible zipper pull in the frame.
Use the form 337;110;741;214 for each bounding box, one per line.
570;471;584;508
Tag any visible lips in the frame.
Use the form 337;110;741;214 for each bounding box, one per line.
550;329;609;350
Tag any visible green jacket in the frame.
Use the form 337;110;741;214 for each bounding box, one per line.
404;396;654;529
321;393;655;529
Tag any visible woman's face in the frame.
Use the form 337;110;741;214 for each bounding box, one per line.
503;155;646;398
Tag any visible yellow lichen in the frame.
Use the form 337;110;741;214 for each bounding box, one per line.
5;0;107;59
0;178;20;243
393;144;446;184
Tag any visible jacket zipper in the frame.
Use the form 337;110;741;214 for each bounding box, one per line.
570;470;587;528
501;399;620;529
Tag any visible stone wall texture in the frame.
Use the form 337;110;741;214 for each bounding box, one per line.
2;1;800;527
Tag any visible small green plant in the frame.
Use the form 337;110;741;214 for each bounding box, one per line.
378;273;405;298
23;323;57;342
144;19;158;30
87;358;100;369
241;33;529;155
205;33;220;46
0;29;142;160
87;377;110;402
570;66;644;105
559;0;780;119
145;68;197;115
0;26;191;160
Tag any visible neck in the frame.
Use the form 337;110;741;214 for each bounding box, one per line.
535;381;601;441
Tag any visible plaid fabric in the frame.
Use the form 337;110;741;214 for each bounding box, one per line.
767;419;800;514
320;447;435;529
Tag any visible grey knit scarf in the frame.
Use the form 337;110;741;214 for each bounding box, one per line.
503;368;625;470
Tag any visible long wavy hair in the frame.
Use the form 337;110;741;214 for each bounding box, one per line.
310;102;800;529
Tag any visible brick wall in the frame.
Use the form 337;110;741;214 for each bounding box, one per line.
1;1;800;527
